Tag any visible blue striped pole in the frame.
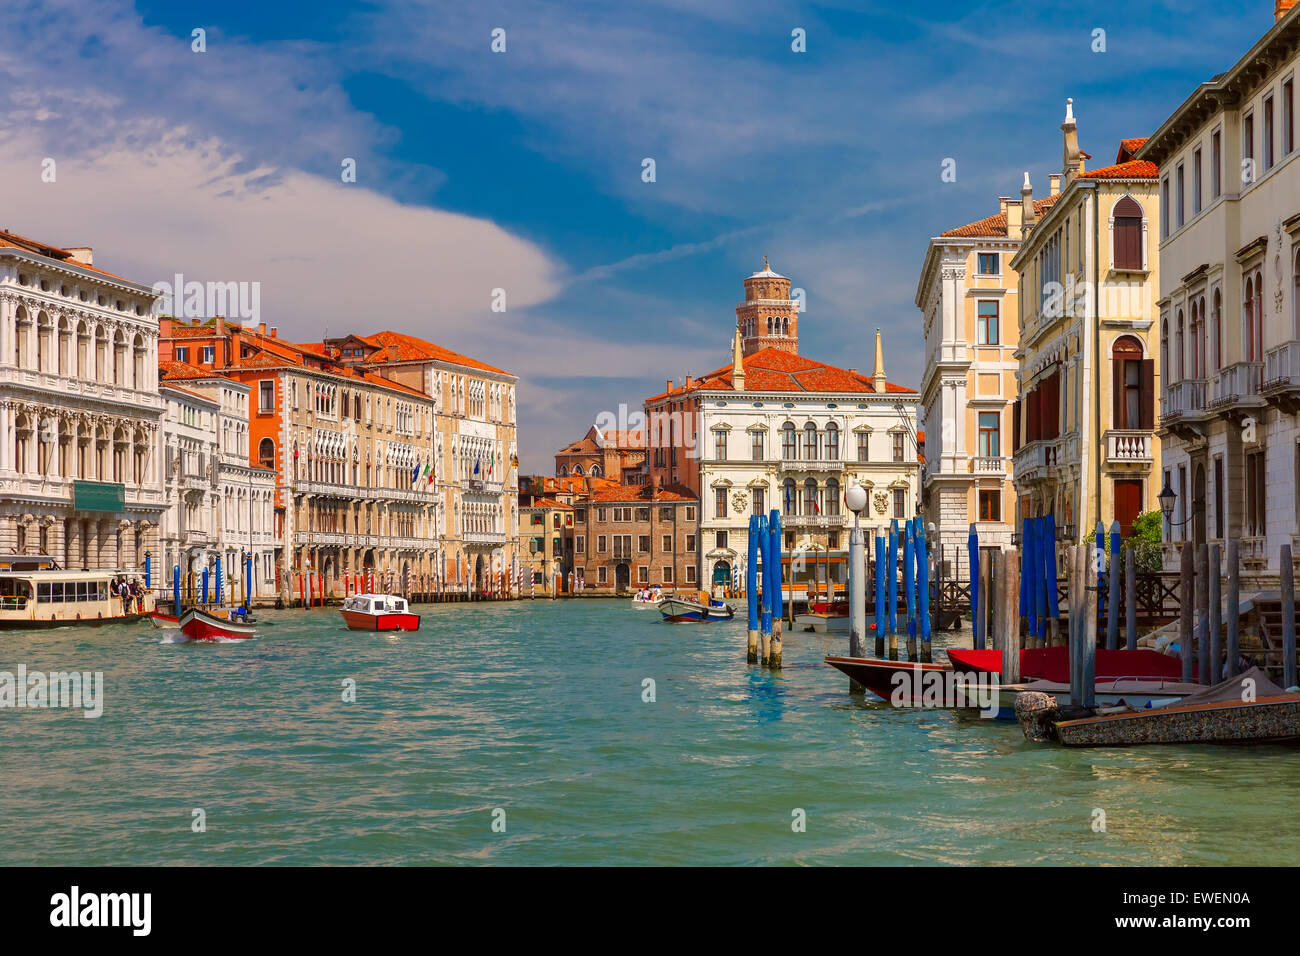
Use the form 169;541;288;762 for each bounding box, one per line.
746;515;760;662
201;566;210;606
215;555;223;606
144;551;151;590
874;529;886;658
768;509;783;634
173;564;181;616
758;516;772;658
917;520;931;662
888;518;899;656
903;518;916;661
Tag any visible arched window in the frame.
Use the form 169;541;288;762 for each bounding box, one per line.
825;478;841;516
1189;299;1201;380
824;422;839;461
1160;319;1169;400
1175;309;1185;381
803;478;819;516
1113;196;1144;270
1111;335;1151;430
558;465;567;476
1244;276;1256;361
590;465;602;477
782;477;796;515
258;438;275;470
781;422;797;460
1293;248;1300;339
573;465;584;476
803;422;818;460
1212;289;1222;372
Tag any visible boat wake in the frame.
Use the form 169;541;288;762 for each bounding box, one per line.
159;630;252;644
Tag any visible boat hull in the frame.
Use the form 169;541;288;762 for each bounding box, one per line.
946;646;1188;683
1056;695;1300;747
148;612;179;629
179;608;256;641
659;598;734;622
340;609;421;631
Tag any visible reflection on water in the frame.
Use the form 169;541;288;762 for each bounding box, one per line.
0;600;1297;865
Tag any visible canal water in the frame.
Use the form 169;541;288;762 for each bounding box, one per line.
2;599;1298;866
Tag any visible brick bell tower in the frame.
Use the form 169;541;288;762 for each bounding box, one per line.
736;257;798;356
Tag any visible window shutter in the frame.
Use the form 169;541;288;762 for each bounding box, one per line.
1012;399;1021;452
1139;359;1155;430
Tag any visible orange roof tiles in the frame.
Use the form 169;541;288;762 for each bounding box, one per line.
940;195;1063;238
0;228;136;284
159;359;219;381
588;482;697;503
1117;138;1150;163
363;330;511;376
1078;158;1159;180
523;497;574;510
646;346;917;401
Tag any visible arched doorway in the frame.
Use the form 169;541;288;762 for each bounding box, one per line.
614;562;630;592
712;560;731;588
474;554;484;592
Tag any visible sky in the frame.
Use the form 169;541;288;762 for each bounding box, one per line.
0;0;1276;469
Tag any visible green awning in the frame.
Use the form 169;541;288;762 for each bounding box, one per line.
73;480;126;513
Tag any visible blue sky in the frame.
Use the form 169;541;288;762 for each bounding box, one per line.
0;0;1276;467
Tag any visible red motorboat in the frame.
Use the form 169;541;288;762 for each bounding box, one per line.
945;646;1189;682
340;594;421;631
824;655;953;703
178;607;257;641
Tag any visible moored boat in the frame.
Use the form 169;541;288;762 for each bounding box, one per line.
659;592;735;623
0;559;155;629
1031;668;1300;747
946;646;1190;683
178;607;257;641
340;594;420;631
630;590;663;609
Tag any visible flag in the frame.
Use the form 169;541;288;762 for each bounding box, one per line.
474;457;481;476
812;496;820;515
510;453;518;468
427;462;435;484
411;464;420;484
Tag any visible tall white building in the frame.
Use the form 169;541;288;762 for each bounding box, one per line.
645;262;921;593
0;229;165;571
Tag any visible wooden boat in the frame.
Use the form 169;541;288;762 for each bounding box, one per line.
148;611;179;629
0;560;156;629
178;607;257;642
340;594;420;631
825;655;1201;719
946;646;1189;683
659;593;735;623
1040;668;1300;747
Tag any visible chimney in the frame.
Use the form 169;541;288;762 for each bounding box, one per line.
731;326;746;390
1278;0;1297;22
684;375;694;388
998;196;1011;217
1049;173;1061;196
257;322;267;336
1061;98;1081;182
666;379;673;393
872;328;887;394
215;316;226;336
1021;172;1036;232
387;343;399;361
65;247;93;266
269;326;278;339
1007;197;1023;239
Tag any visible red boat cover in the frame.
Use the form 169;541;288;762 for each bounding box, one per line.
945;646;1188;683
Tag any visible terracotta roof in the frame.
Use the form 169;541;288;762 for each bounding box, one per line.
1116;138;1149;163
1078;158;1159;181
588;482;697;503
940;195;1062;238
159;359;219;381
523;497;574;510
361;330;511;376
602;429;646;449
558;438;600;455
645;346;917;401
0;228;136;284
160;380;218;404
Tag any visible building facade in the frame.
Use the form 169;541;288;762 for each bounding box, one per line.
917;186;1061;575
555;425;646;483
645;262;921;592
0;230;165;574
573;481;699;593
1011;104;1163;542
1141;1;1300;575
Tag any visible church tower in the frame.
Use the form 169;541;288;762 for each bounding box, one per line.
736;257;798;356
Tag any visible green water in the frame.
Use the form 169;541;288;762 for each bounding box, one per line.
1;600;1297;865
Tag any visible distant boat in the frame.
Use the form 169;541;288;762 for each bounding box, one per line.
630;592;663;609
340;594;420;631
179;607;257;642
659;593;735;623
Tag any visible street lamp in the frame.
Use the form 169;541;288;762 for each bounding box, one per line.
845;482;868;658
1158;475;1177;522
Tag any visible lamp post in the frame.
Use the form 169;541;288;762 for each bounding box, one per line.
528;538;539;600
846;482;868;662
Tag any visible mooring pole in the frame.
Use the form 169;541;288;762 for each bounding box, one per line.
903;518;916;662
1196;542;1210;685
1000;549;1021;685
1282;544;1297;689
1068;545;1080;704
1226;538;1241;679
1106;521;1120;650
746;514;760;664
918;520;932;663
874;528;886;658
976;548;990;651
1083;545;1097;709
888;519;899;661
768;509;783;645
1125;545;1137;652
848;495;866;663
1179;542;1195;683
758;515;772;665
1208;543;1222;684
1045;514;1061;649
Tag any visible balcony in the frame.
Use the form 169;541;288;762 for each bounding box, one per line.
464;531;508;546
1209;361;1265;417
1103;430;1153;466
1162;378;1207;420
781;513;846;529
778;457;845;473
1012;440;1060;485
970;456;1007;475
1262;341;1300;414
